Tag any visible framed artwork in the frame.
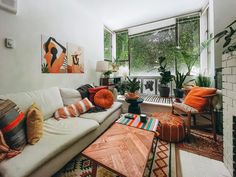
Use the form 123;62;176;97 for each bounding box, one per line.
143;79;156;95
67;43;84;73
41;35;67;73
137;78;142;93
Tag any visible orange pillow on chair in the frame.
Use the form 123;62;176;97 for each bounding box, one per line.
184;87;216;111
94;89;114;109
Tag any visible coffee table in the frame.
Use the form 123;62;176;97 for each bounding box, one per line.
82;123;155;177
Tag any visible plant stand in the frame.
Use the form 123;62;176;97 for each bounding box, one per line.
125;98;144;114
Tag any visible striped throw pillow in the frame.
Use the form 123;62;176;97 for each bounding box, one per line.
54;98;94;119
0;99;27;151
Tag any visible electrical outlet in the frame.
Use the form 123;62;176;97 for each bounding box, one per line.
5;38;15;48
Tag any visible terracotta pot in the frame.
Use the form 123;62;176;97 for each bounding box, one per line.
125;92;139;100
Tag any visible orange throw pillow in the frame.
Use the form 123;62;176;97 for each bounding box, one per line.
54;98;94;119
184;87;216;111
94;89;114;109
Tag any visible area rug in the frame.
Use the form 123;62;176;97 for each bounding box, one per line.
176;129;223;161
53;139;176;177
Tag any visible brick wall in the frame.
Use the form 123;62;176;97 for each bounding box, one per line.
222;51;236;176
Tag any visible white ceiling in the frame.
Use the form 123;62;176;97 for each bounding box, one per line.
78;0;208;31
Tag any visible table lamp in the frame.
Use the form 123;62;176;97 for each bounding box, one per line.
96;61;109;77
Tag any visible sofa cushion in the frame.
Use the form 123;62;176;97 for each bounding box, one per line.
79;102;122;124
26;103;44;145
0;87;64;120
0;117;99;177
60;88;82;106
0;99;26;151
94;89;114;109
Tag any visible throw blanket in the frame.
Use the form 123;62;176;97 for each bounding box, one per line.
77;84;106;113
116;114;159;133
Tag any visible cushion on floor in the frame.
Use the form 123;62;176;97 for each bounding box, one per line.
151;112;185;143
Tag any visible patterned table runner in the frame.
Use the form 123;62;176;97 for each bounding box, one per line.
116;113;159;132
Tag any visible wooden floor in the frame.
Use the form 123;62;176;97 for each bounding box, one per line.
82;123;155;177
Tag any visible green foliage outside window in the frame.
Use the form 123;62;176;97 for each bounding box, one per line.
115;15;201;77
116;31;129;61
104;29;112;61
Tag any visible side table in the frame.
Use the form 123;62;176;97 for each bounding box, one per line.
125;98;144;114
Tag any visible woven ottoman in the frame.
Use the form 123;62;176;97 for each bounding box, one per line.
151;112;185;142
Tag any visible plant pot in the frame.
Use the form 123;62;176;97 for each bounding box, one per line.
174;88;184;98
125;92;139;100
158;86;170;97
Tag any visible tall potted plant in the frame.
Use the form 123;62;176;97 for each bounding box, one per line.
158;57;173;97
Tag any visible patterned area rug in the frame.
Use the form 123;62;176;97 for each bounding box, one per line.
176;129;223;161
53;139;176;177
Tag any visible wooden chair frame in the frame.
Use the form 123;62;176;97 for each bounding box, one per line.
172;94;217;141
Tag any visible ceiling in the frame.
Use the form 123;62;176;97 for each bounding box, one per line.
78;0;208;31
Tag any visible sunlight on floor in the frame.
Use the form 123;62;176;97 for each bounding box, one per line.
180;150;232;177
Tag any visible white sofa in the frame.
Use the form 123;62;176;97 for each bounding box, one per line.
0;87;122;177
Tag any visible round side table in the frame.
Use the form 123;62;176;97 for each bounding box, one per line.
125;98;144;115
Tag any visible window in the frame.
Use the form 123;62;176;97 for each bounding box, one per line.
129;26;176;76
116;31;129;76
177;15;200;75
104;28;112;61
116;14;200;76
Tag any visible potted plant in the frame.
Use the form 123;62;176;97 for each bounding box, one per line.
195;74;211;87
125;77;141;100
103;70;112;78
117;80;128;95
158;57;173;97
173;71;188;98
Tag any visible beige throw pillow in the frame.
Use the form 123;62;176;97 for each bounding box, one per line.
26;103;43;145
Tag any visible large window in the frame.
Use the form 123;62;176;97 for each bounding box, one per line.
116;15;200;76
129;26;176;76
104;28;112;61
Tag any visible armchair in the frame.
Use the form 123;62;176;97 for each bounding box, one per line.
172;89;217;141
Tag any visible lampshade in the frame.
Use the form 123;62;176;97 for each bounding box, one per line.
96;61;109;72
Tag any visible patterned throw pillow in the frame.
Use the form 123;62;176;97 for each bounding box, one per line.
26;103;44;145
0;99;27;151
54;98;94;120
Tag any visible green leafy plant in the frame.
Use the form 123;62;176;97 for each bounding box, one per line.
195;74;211;87
214;20;236;54
103;70;112;77
42;63;49;73
158;57;173;86
174;71;189;89
117;80;129;95
126;77;140;93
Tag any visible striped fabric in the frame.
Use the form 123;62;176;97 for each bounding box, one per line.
54;98;94;119
116;114;159;132
0;99;26;151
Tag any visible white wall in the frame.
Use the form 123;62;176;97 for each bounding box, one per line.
213;0;236;68
0;0;104;94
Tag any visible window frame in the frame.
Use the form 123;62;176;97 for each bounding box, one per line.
104;27;114;62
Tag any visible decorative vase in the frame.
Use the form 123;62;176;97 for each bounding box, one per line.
158;86;170;97
174;88;184;98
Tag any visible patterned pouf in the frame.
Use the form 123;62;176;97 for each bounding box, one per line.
151;112;185;142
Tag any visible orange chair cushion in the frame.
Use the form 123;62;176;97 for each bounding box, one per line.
151;112;185;142
94;89;114;109
184;87;216;111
